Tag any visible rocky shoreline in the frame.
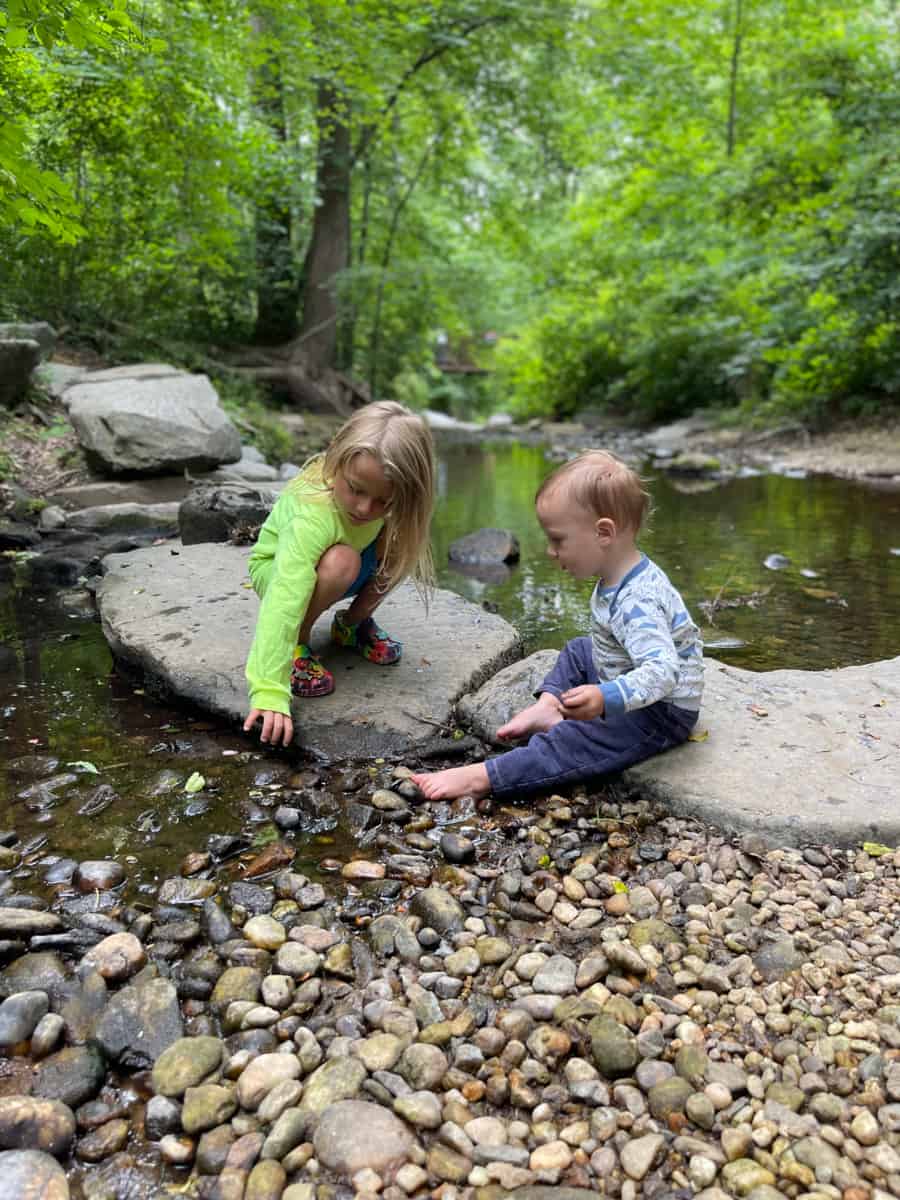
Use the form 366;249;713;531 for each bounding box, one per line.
2;361;900;1198
1;762;900;1200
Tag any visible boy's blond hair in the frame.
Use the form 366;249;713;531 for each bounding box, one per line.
295;400;435;594
537;450;650;534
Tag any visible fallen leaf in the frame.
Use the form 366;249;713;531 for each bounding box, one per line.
688;729;710;742
748;704;769;718
183;772;206;794
68;760;99;774
873;699;888;707
420;657;431;666
612;879;628;894
862;841;893;857
802;586;839;600
243;840;296;877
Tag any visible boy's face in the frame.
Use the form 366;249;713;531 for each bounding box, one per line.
537;488;612;580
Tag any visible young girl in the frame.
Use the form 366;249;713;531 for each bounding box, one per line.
243;400;435;748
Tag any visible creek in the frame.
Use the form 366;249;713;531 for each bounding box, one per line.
2;439;899;898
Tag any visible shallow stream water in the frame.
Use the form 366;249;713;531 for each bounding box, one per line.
2;439;899;898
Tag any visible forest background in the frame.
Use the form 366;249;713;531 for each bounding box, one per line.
1;0;898;431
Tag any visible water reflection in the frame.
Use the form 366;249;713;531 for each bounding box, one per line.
432;440;900;672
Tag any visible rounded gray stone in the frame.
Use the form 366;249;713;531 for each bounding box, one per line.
313;1100;413;1175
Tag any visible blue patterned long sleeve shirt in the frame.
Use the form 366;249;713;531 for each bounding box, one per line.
590;555;703;719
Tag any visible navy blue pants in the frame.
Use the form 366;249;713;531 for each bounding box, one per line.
485;636;698;797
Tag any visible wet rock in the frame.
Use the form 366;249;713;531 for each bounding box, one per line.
158;877;217;905
236;1054;302;1110
81;933;145;983
589;1018;638;1078
243;916;286;951
620;1133;664;1180
178;483;277;546
440;833;476;864
144;1095;182;1141
0;991;49;1047
291;1058;367;1137
0;955;70;1007
0;1096;76;1157
409;887;465;934
314;1099;414;1175
30;1014;65;1059
753;936;806;981
211;967;262;1011
33;1044;106;1109
74;1118;129;1162
71;861;125;893
93;974;183;1069
0;1148;69;1199
181;1083;238;1134
0;910;63;939
449;528;519;566
151;1036;224;1098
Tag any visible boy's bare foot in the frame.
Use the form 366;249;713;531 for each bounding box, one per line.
497;694;563;741
411;763;491;801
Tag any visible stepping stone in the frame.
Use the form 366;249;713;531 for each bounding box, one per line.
459;650;900;847
95;541;521;759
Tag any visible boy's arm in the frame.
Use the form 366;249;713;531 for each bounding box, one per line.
245;509;332;715
599;601;681;717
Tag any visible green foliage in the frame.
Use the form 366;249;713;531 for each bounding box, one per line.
2;0;897;430
215;374;293;465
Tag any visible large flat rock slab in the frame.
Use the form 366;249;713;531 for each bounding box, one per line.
459;653;900;847
627;656;900;846
96;542;522;759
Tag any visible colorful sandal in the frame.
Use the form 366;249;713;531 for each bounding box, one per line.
290;644;335;698
331;610;402;664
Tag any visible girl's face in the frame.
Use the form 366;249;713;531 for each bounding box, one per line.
333;452;394;525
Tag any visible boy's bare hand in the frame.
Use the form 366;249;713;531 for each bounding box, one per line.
243;708;294;747
560;685;604;721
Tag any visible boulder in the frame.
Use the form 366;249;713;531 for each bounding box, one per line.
66;367;241;475
0;340;41;407
0;1149;69;1199
0;323;56;359
449;527;520;566
95;541;522;759
457;649;558;744
178;484;278;545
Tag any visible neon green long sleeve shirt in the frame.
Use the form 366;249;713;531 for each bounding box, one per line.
245;477;383;715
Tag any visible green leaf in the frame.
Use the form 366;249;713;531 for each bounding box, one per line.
862;842;893;857
183;772;206;793
68;760;100;774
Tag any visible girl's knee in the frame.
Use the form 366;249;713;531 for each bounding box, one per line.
318;543;361;588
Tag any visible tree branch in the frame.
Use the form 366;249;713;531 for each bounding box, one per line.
350;14;509;168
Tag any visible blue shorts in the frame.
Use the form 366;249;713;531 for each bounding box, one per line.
342;539;378;598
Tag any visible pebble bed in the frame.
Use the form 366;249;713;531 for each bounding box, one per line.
1;766;899;1200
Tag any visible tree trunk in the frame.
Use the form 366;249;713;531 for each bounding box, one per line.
292;80;351;372
251;15;300;345
726;0;744;158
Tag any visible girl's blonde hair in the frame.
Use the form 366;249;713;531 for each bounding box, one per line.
295;400;435;594
537;449;651;533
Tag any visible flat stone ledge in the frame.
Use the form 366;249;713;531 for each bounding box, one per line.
95;542;522;760
459;653;900;848
627;656;900;847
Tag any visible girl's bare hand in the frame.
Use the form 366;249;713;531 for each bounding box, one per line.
243;708;294;747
